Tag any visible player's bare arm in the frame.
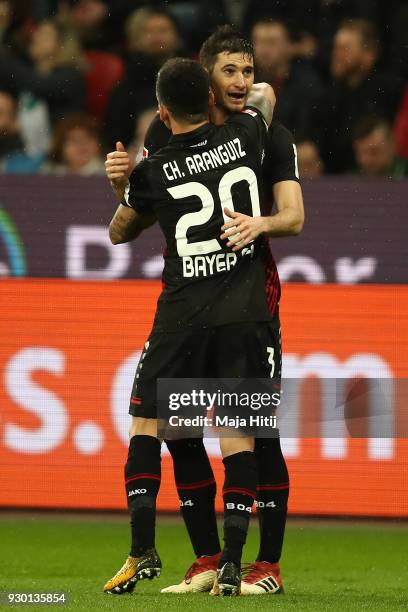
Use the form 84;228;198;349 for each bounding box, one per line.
106;140;157;244
266;180;304;235
221;182;304;251
109;204;156;245
105;141;131;202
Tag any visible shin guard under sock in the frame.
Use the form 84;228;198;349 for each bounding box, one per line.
220;451;257;568
165;438;220;557
125;434;161;557
254;437;289;563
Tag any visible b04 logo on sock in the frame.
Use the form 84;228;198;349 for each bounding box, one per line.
180;499;194;507
226;502;252;513
255;500;276;508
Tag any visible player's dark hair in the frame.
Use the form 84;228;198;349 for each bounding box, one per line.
199;25;254;73
156;57;210;123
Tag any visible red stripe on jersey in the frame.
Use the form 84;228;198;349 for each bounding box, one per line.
126;474;161;484
143;146;149;158
130;397;142;405
176;478;216;491
261;236;280;317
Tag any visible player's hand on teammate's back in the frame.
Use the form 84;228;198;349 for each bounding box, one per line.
220;207;267;252
105;141;131;200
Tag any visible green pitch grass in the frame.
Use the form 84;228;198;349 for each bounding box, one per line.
1;514;407;611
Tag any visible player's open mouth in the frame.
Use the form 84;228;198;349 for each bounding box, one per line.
228;92;246;102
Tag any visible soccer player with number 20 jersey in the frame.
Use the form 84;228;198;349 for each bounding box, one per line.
104;27;304;597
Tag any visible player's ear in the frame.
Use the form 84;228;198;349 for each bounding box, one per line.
158;104;167;121
159;104;171;128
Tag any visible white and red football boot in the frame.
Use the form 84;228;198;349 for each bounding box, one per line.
161;552;221;593
240;561;284;595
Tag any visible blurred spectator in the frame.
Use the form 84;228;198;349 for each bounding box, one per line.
352;116;408;179
0;89;44;172
104;7;182;149
252;18;324;140
296;140;324;179
0;18;86;155
42;112;105;175
291;0;382;77
223;0;379;62
69;0;110;50
219;0;404;80
313;19;404;173
0;0;33;56
125;7;181;60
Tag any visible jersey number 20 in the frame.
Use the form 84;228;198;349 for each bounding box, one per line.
168;166;261;257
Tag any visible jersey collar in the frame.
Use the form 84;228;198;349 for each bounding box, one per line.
169;123;213;146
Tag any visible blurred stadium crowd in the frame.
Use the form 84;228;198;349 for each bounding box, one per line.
0;0;407;178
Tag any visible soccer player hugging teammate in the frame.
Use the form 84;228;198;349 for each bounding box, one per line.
103;54;278;596
104;27;304;596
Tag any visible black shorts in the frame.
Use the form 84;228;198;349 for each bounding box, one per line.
129;318;282;418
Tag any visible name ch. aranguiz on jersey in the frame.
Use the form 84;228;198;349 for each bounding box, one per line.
163;137;246;181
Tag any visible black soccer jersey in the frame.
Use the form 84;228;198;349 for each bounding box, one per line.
123;109;273;332
142;113;299;318
143;114;300;203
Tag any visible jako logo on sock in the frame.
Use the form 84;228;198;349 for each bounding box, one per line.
128;488;147;497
